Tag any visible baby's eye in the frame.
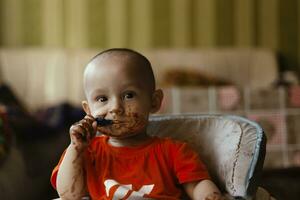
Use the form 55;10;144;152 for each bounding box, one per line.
123;92;136;100
96;96;108;102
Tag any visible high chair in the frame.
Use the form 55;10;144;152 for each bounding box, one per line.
147;114;275;200
54;114;275;200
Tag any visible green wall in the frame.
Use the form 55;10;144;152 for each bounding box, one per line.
0;0;299;76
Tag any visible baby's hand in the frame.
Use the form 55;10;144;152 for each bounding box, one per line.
69;115;97;152
204;192;226;200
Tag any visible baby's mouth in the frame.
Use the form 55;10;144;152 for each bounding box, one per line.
95;114;147;138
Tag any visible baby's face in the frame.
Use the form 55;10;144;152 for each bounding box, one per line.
84;57;154;138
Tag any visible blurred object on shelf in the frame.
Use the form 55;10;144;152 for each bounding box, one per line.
0;106;12;165
248;113;285;146
249;89;281;110
287;86;300;107
286;115;300;145
179;88;209;113
263;150;284;168
288;150;300;167
163;68;232;87
217;86;242;111
283;71;299;86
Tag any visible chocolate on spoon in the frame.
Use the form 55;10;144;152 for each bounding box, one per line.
95;117;113;126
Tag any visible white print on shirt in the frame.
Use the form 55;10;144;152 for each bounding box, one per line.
104;179;154;199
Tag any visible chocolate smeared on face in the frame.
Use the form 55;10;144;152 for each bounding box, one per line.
96;112;148;138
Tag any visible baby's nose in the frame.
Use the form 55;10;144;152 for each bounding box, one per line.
109;98;124;115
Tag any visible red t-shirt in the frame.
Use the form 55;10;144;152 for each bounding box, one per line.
51;136;210;200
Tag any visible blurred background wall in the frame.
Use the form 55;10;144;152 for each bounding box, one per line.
0;0;299;77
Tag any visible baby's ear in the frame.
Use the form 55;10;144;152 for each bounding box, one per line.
82;100;91;115
150;89;164;113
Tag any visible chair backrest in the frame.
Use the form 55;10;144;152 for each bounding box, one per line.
147;114;266;199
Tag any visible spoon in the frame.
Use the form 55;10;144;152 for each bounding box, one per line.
95;117;113;126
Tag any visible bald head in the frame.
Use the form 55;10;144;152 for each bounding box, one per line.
83;48;156;97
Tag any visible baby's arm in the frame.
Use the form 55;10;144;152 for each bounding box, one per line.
183;179;225;200
56;115;97;200
56;144;87;199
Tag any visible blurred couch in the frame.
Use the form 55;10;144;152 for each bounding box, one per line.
0;48;278;110
0;48;279;199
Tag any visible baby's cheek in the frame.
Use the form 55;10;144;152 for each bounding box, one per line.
123;116;147;134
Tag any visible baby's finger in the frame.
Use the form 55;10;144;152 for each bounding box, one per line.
92;121;97;131
83;115;97;130
81;119;95;139
84;115;95;123
70;123;87;141
90;121;98;138
71;128;85;141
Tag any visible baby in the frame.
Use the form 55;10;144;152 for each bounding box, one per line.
51;48;224;200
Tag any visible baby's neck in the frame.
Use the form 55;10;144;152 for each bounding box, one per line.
108;132;152;147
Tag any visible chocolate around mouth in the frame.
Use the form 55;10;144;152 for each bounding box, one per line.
95;117;113;126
